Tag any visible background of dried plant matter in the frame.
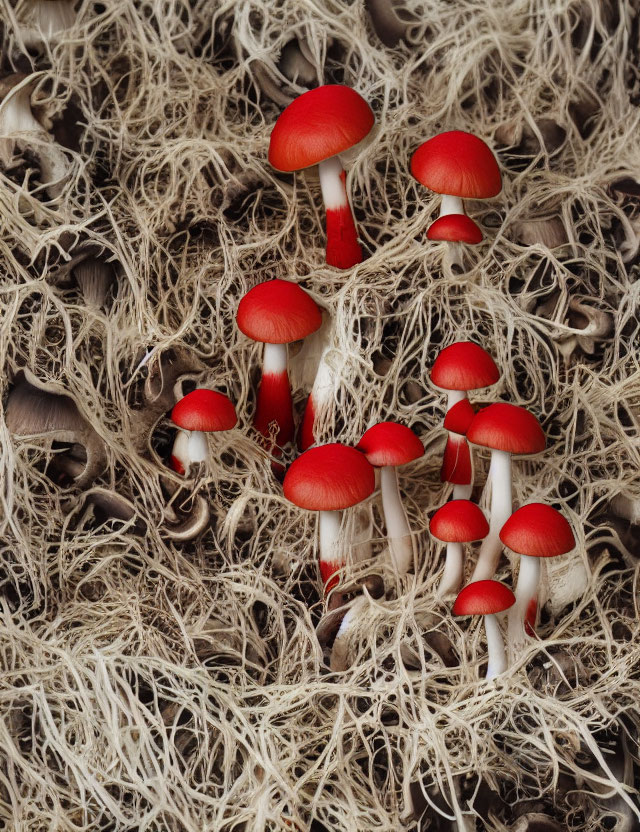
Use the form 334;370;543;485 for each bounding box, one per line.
0;0;639;830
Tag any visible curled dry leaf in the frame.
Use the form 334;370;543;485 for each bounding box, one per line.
5;369;107;487
162;494;210;542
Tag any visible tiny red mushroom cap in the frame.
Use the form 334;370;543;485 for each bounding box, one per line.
443;398;475;435
430;500;489;543
411;131;502;199
268;85;374;172
467;403;545;455
427;214;483;244
500;503;575;558
171;390;237;432
431;342;500;391
283;443;375;511
452;580;515;616
236;279;322;344
356;421;424;468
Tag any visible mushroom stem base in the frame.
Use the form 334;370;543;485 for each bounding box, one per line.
318;156;363;269
470;450;512;581
318;509;344;595
507;554;541;654
484;613;507;678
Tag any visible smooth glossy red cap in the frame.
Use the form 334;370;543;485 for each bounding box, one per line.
452;580;515;615
171;389;237;432
431;342;499;391
427;214;483;244
269;85;374;172
411;131;501;198
500;503;575;558
283;443;375;511
356;421;424;467
444;399;475;435
467;403;545;455
430;500;489;543
236;279;322;344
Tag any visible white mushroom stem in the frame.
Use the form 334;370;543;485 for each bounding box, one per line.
469;450;512;581
299;344;336;450
507;554;541;650
170;429;191;474
379;465;414;575
437;541;464;598
484;613;508;678
439;194;465;217
318;509;344;592
32;0;76;38
187;431;208;463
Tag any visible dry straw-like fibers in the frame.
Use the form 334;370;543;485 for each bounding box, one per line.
0;0;639;830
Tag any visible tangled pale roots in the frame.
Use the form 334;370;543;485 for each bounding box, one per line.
0;0;639;830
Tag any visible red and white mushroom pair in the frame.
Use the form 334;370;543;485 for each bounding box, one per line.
268;85;502;270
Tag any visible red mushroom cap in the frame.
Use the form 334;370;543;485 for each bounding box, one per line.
171;389;237;432
452;580;515;616
443;398;475;435
430;500;489;543
236;279;322;344
356;421;424;468
283;443;375;511
467;403;545;456
268;85;374;172
411;131;502;198
431;342;500;391
427;214;483;244
500;503;575;558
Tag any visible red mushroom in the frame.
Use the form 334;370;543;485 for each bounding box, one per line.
283;443;375;604
411;130;501;243
466;403;546;582
500;504;575;647
453;580;515;678
430;342;500;499
269;85;374;269
170;389;237;467
237;279;321;458
356;421;424;575
430;499;489;597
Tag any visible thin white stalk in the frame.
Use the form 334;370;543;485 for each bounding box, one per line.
318;509;342;575
437;541;464;597
318;155;347;210
453;483;473;499
380;466;415;575
507;554;541;652
187;430;208;463
171;429;190;474
469;450;512;581
262;342;287;375
439;194;464;217
484;613;507;678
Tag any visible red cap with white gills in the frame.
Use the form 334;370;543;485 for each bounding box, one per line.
237;280;321;454
171;389;237;466
269;85;374;270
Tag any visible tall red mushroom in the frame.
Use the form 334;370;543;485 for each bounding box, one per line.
500;504;575;648
453;580;516;679
411;130;501;243
283;443;375;605
430;342;500;500
356;421;424;575
170;389;237;468
269;85;374;269
237;279;321;458
466;403;546;582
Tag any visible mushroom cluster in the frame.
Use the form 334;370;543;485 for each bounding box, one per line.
428;341;576;679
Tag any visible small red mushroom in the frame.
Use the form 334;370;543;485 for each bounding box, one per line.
466;403;546;582
283;443;375;605
430;499;489;597
500;503;575;648
356;421;424;575
430;342;500;499
453;579;515;678
237;279;321;458
411;130;501;243
269;85;374;269
170;389;237;468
